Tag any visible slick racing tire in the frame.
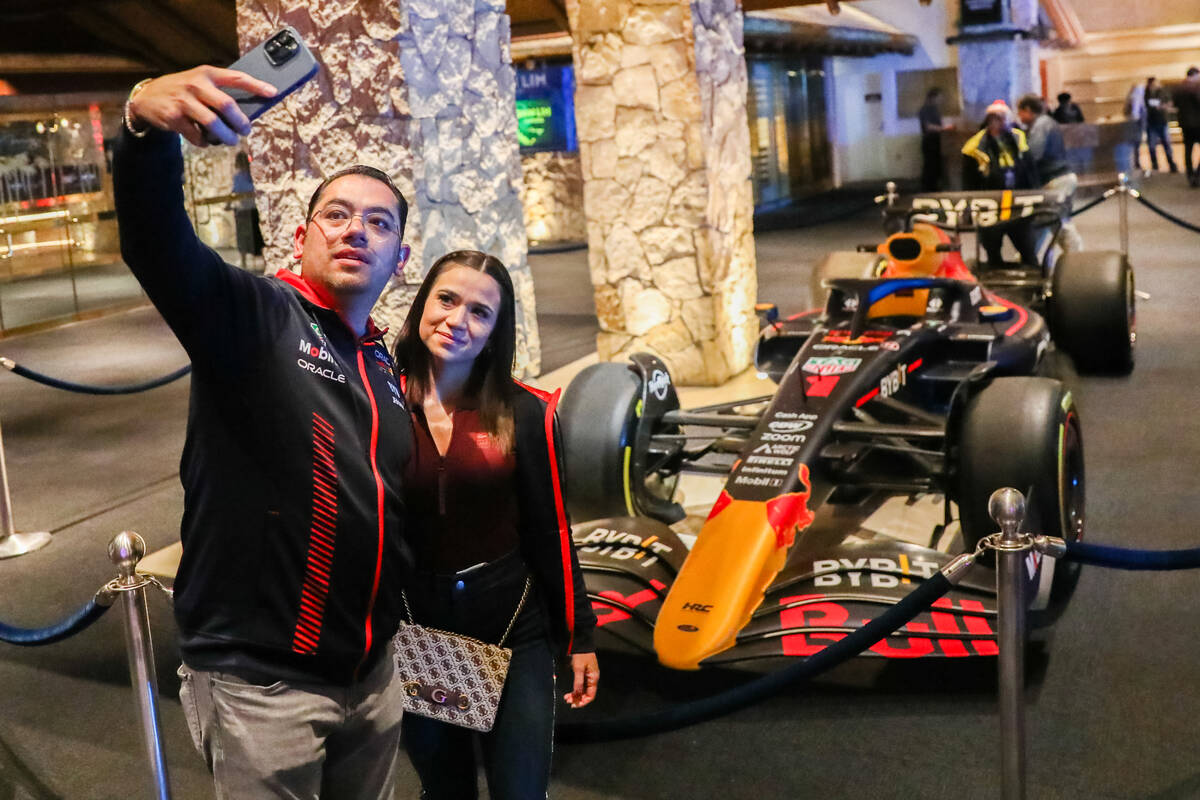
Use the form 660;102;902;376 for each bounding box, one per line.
559;362;643;522
808;251;885;308
954;377;1084;553
1048;250;1135;375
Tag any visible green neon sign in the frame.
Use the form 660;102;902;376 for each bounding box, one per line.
516;99;554;148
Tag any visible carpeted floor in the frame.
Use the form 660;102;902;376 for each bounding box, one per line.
0;174;1197;798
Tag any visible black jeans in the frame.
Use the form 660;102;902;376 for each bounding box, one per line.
1147;122;1178;171
401;551;555;800
979;221;1039;267
921;132;942;191
1182;127;1200;185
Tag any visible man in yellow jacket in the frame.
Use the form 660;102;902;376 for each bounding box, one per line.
961;99;1041;267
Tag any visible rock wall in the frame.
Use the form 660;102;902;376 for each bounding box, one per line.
236;0;539;375
521;151;586;244
566;0;756;385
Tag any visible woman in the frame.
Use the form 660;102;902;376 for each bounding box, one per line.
393;250;599;799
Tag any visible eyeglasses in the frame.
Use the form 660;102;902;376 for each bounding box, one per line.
309;206;400;240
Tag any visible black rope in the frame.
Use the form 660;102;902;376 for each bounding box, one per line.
0;597;110;646
3;361;191;395
1063;540;1200;570
556;573;954;742
1069;193;1110;216
1133;194;1200;233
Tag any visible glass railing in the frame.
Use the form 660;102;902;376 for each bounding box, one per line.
0;196;144;333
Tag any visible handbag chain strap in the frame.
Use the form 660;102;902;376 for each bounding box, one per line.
401;576;532;648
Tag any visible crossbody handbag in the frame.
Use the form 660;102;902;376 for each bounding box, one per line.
392;577;531;732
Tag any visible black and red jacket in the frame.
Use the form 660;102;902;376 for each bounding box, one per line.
114;127;412;684
507;381;596;656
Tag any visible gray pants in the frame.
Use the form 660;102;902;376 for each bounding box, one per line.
178;654;405;800
1045;172;1084;253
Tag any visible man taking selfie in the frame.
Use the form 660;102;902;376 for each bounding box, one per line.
115;63;413;799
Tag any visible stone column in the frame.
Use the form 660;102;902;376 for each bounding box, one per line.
236;1;540;376
521;152;586;244
953;0;1041;123
566;0;757;386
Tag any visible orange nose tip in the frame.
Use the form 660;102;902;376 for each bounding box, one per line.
654;496;811;670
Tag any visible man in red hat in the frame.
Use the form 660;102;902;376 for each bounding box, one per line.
961;99;1040;266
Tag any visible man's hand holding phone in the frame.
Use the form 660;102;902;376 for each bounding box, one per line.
126;67;277;148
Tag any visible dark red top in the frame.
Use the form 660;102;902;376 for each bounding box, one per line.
405;407;520;573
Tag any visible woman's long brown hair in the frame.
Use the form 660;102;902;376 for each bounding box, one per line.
393;250;517;451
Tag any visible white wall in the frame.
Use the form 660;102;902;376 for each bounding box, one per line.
826;0;958;185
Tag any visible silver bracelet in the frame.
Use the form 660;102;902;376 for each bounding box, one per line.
123;78;154;138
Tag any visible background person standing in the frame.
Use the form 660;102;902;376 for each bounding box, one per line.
231;151;264;271
1173;67;1200;187
918;87;951;191
1123;82;1147;174
961;100;1040;267
1017;93;1083;252
1144;77;1179;173
1052;92;1085;124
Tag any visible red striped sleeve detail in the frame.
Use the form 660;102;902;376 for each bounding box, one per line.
540;387;577;652
514;378;554;402
292;412;339;655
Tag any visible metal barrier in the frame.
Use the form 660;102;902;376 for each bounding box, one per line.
984;488;1031;800
104;531;172;800
0;415;49;559
0;530;172;795
0;503;1197;797
0;359;190;560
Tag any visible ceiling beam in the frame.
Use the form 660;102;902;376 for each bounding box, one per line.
144;0;238;63
65;6;180;72
0;53;153;73
542;0;569;29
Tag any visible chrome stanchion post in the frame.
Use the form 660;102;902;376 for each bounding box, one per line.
989;488;1028;800
0;414;51;559
874;180;899;207
109;531;171;799
1117;172;1130;259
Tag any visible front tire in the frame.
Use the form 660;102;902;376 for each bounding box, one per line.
559;363;642;522
954;377;1084;551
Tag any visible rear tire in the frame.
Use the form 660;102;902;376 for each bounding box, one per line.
559;363;641;522
954;377;1084;551
1048;251;1135;375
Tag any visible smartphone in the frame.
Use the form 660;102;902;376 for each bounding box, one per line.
211;26;319;136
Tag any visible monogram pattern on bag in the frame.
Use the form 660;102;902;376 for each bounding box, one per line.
393;622;512;732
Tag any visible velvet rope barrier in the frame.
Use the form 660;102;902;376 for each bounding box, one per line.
1062;540;1200;570
0;596;111;646
0;358;190;395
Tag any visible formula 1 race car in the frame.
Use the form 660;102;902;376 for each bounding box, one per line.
560;189;1130;670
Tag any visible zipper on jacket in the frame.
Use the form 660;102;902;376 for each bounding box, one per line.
354;345;387;680
437;457;447;516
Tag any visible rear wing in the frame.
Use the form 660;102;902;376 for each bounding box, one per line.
882;190;1070;232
